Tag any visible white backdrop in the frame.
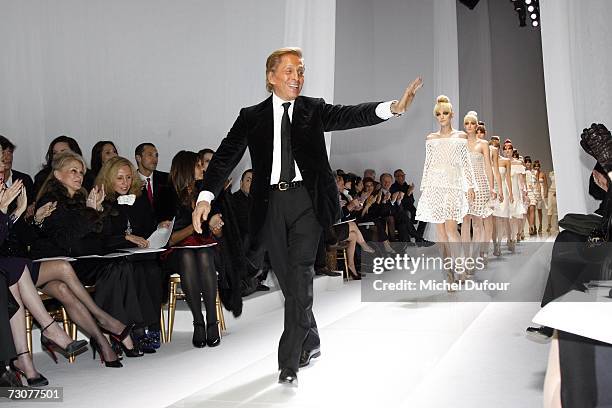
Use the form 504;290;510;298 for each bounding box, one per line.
540;0;612;216
0;0;336;190
331;0;458;191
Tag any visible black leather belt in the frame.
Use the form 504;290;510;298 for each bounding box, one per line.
270;181;303;191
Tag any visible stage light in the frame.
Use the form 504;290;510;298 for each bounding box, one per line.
532;20;539;27
531;13;537;19
525;0;532;4
528;5;534;12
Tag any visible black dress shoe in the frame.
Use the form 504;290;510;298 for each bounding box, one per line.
299;347;321;368
315;267;341;277
278;368;298;386
192;322;206;348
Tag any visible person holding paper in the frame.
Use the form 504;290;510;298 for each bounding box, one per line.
95;156;165;352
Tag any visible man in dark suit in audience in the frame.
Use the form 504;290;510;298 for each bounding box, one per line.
390;168;431;246
0;136;34;208
192;46;422;386
232;169;270;292
135;142;174;224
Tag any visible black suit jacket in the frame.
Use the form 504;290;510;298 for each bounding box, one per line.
150;169;174;223
201;95;385;244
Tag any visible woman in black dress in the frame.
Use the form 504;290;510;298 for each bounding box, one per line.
167;150;220;348
94;156;164;352
0;152;88;385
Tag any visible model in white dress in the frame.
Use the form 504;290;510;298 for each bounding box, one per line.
460;111;494;268
492;151;514;255
547;170;557;232
416;95;476;286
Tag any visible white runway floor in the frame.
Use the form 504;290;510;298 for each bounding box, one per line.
14;236;556;408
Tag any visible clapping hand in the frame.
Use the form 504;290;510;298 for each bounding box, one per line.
209;213;224;237
34;201;57;224
0;179;23;214
87;185;105;211
391;77;423;115
13;185;27;221
580;123;612;173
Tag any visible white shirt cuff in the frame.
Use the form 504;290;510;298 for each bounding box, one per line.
375;100;397;120
197;191;215;204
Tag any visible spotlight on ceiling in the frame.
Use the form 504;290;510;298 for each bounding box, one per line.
532;20;539;27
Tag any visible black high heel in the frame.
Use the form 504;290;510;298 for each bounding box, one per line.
109;337;143;358
90;338;122;368
39;321;88;363
192;322;206;348
10;352;49;387
206;323;221;348
100;323;134;343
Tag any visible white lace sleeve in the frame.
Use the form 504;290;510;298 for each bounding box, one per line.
459;141;477;192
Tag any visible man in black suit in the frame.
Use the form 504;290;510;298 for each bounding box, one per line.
0;136;34;208
192;47;422;386
134;142;174;224
389;168;431;245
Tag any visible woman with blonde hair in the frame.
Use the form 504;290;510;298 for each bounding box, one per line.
491;139;514;255
33;152;142;364
416;95;476;283
95;156;164;353
460;111;494;270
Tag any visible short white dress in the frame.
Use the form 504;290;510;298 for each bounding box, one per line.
547;171;557;216
416;137;477;224
492;164;510;218
509;164;526;218
467;150;493;218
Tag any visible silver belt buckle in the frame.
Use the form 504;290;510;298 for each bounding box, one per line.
278;181;289;191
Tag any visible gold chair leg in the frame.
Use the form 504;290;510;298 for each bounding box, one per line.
159;305;167;343
340;249;349;282
167;281;177;342
61;308;76;363
215;290;226;334
25;309;33;355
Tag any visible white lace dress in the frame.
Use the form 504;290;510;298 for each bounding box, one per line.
467;151;493;218
416;137;477;223
509;164;526;218
492;165;510;218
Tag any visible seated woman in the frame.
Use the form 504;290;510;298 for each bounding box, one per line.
0;160;88;385
356;177;395;253
32;151;142;361
95;156;164;352
90;141;118;179
331;172;374;280
166;150;220;348
33;136;94;196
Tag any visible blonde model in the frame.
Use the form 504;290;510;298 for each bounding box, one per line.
416;95;476;283
491;139;514;256
503;141;527;252
546;170;557;232
461;111;494;268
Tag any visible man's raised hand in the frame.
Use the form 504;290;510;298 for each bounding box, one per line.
391;76;423;115
192;200;211;234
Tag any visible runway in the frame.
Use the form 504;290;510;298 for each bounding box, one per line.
15;236;554;408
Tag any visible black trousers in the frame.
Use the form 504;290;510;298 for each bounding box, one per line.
262;186;322;372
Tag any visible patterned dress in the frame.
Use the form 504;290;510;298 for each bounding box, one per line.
416;137;477;223
509;164;527;218
492;164;510;218
467;150;493;218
